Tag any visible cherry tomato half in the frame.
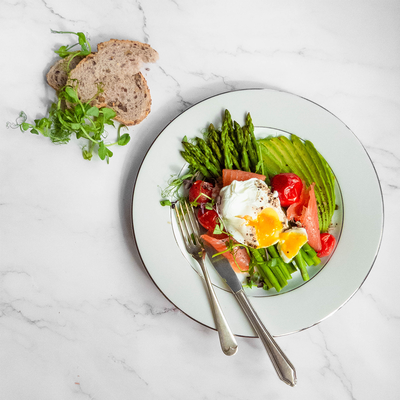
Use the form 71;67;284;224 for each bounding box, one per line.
271;173;303;207
197;208;219;232
188;180;214;204
317;233;336;258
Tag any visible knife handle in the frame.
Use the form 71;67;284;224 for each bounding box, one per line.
197;258;238;356
233;289;297;386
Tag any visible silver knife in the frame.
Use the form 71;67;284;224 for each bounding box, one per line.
204;243;297;387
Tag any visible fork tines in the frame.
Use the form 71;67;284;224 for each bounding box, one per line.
173;201;201;248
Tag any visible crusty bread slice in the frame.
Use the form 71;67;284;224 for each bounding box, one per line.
67;39;159;125
46;54;84;91
95;71;152;125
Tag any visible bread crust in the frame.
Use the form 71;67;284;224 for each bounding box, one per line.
47;39;158;126
46;54;84;91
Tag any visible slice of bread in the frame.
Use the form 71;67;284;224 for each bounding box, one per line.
95;71;152;125
67;39;159;125
46;54;84;91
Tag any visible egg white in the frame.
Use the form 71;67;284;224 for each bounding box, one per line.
219;178;288;248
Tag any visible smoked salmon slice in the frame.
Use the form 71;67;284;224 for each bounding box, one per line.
287;183;322;252
201;233;250;273
222;169;266;187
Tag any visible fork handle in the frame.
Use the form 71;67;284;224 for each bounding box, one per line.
198;258;238;356
233;289;297;386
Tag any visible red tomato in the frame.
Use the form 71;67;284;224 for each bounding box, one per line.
271;173;303;207
188;180;214;204
197;208;219;232
317;233;336;257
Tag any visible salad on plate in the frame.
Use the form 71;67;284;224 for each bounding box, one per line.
160;109;338;293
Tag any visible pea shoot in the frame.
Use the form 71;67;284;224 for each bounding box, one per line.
159;172;197;206
51;30;92;58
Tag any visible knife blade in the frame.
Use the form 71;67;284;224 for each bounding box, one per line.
203;241;297;387
203;243;242;293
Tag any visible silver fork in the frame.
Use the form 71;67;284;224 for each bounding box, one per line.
173;200;238;356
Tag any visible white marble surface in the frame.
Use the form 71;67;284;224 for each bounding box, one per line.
1;0;399;398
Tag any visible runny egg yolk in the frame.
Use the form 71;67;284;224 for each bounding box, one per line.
278;229;308;262
243;207;283;248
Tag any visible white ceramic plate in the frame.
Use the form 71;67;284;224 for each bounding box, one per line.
131;89;383;337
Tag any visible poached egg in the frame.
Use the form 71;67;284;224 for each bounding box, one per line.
219;178;307;262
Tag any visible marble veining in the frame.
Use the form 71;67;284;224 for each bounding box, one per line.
1;0;399;399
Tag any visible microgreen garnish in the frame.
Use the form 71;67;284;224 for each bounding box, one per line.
190;194;214;208
212;238;246;273
116;124;131;146
210;219;247;273
159;172;196;206
212;241;242;258
6;85;130;163
51;30;92;58
204;203;214;210
212;219;225;235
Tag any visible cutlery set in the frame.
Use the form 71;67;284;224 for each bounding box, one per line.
173;200;297;387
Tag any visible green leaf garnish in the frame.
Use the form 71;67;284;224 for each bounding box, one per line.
85;107;99;117
98;141;113;163
118;133;131;146
100;107;116;121
65;86;80;103
6;84;129;162
190;192;214;208
213;219;225;235
159;172;196;202
51;30;92;58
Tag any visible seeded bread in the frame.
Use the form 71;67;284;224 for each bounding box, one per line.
67;39;159;125
46;54;84;91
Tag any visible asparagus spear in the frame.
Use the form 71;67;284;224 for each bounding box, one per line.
224;109;234;134
241;135;250;172
245;113;260;172
249;248;281;292
300;247;314;266
303;243;321;265
234;121;244;150
196;137;221;174
224;110;239;150
269;261;288;288
180;151;211;179
182;141;220;177
229;143;241;169
243;126;258;172
261;263;282;292
208;123;221;147
221;120;233;170
294;251;310;281
267;250;292;281
208;137;223;165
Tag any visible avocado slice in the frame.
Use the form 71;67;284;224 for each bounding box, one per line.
288;135;334;231
303;139;336;224
258;138;292;174
276;136;330;228
258;139;286;177
266;136;327;230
